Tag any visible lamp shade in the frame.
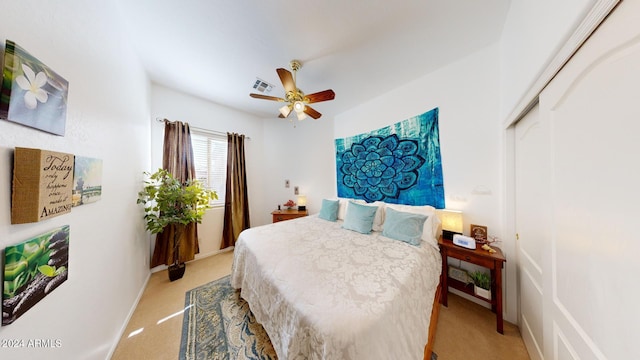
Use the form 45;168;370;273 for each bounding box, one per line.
295;109;307;121
440;209;463;234
297;195;307;211
279;105;292;117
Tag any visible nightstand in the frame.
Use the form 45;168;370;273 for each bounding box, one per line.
438;236;507;334
271;209;308;223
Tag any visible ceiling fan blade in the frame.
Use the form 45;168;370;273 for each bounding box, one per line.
276;68;296;93
303;105;322;119
305;89;335;104
250;93;285;101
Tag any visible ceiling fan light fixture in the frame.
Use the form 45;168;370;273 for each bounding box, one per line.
249;60;334;121
279;105;292;117
293;100;305;113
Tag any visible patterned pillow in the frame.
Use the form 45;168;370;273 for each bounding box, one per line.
318;199;340;221
382;207;428;246
342;201;378;234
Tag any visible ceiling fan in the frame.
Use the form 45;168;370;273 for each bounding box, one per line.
250;60;335;120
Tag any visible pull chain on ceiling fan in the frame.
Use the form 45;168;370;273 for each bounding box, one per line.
250;60;335;121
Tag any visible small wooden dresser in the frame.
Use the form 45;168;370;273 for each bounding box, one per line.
271;209;308;223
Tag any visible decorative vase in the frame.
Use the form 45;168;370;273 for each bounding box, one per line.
168;262;186;281
474;285;491;300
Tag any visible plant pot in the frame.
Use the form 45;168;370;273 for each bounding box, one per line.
474;285;491;300
168;262;186;281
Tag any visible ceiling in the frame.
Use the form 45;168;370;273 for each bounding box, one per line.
116;0;511;120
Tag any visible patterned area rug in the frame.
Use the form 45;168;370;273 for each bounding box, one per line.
179;275;276;360
179;275;437;360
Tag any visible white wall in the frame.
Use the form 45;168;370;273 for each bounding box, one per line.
0;1;151;359
261;115;337;221
499;0;596;120
336;44;502;238
149;84;266;261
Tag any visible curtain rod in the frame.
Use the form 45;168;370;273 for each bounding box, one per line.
155;117;251;140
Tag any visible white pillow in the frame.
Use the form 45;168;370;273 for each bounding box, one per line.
336;198;354;220
383;203;440;246
335;198;385;231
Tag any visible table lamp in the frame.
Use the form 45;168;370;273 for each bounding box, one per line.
297;195;307;211
440;209;463;240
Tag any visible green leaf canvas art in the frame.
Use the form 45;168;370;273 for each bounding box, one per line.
2;225;70;325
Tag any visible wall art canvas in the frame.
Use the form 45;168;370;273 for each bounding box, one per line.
335;107;445;208
2;225;69;326
72;156;103;207
11;147;74;224
0;40;68;136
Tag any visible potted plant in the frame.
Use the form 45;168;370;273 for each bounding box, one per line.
470;270;491;300
137;168;217;281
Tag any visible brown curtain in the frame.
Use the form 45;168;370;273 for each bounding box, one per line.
221;133;250;249
150;120;199;267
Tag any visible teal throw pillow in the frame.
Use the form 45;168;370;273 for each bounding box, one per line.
318;199;340;221
382;207;428;246
342;201;378;234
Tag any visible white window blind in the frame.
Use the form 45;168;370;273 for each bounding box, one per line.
191;130;227;206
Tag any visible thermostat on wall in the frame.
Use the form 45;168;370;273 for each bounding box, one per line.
453;234;476;249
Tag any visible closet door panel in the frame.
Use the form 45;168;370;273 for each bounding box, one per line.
538;1;640;358
515;103;548;360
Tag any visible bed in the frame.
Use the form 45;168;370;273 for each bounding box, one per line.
230;200;442;359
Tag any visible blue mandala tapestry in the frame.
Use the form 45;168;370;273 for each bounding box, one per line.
335;107;444;208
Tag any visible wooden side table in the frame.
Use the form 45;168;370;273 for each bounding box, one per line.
438;236;507;334
271;209;308;223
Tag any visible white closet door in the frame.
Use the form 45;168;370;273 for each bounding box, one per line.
531;1;640;359
515;103;549;360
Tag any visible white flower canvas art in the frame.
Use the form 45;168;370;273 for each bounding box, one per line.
0;40;69;136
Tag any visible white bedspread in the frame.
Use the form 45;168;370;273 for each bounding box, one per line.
230;215;441;360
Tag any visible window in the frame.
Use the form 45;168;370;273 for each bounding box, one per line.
191;129;227;206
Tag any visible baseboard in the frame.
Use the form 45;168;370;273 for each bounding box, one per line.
105;271;152;359
150;247;235;273
193;247;234;261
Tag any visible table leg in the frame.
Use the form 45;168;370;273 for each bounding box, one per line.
495;262;504;334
